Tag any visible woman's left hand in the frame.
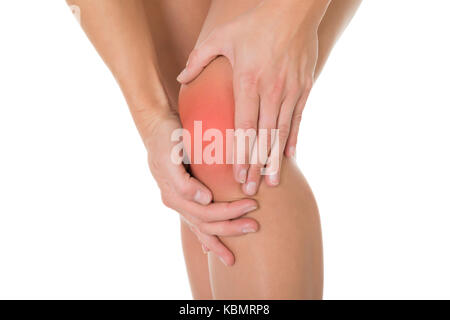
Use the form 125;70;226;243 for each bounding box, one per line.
177;0;330;195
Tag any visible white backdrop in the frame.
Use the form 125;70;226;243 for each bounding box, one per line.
0;1;449;299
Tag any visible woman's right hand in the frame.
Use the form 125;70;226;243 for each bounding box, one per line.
145;111;259;266
65;0;257;266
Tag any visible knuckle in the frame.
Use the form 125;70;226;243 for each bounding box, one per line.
175;182;190;198
223;202;233;214
277;122;291;140
250;162;264;172
160;193;173;208
292;111;303;126
194;210;207;222
285;84;301;97
304;76;314;90
298;76;313;94
175;172;194;198
266;79;284;104
256;164;265;172
237;119;257;131
216;224;226;235
238;71;259;91
197;223;208;234
258;115;276;130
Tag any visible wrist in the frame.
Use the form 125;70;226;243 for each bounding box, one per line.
129;101;176;152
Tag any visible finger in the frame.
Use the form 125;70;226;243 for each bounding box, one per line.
233;70;259;185
195;231;235;266
170;164;213;206
198;217;259;236
243;92;280;195
178;198;258;223
243;137;264;195
187;224;233;264
264;93;298;186
285;84;312;158
177;32;223;84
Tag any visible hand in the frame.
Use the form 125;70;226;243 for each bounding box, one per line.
177;0;326;195
145;110;259;266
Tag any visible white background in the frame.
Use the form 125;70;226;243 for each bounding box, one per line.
0;1;449;299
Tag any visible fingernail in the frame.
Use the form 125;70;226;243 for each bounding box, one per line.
201;244;209;254
245;182;257;196
242;227;256;233
177;68;187;82
194;190;210;205
288;146;296;158
243;205;258;214
238;169;247;183
268;174;279;186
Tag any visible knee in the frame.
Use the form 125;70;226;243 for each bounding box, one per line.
178;57;240;198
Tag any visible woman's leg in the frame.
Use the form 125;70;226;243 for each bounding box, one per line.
197;0;362;82
316;0;363;79
142;0;212;109
180;56;323;299
178;0;362;299
144;0;361;299
142;0;214;299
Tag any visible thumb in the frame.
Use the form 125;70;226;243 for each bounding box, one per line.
177;34;222;84
172;163;213;205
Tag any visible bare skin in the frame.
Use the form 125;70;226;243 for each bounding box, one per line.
148;0;361;299
67;0;266;269
67;0;361;299
179;56;323;299
178;0;360;299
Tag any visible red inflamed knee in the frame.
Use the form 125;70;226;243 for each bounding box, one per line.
178;57;241;198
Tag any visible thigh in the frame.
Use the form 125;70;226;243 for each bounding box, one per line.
196;0;362;79
316;0;362;79
143;0;211;107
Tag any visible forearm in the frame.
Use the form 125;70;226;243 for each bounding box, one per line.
262;0;331;30
66;0;171;147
